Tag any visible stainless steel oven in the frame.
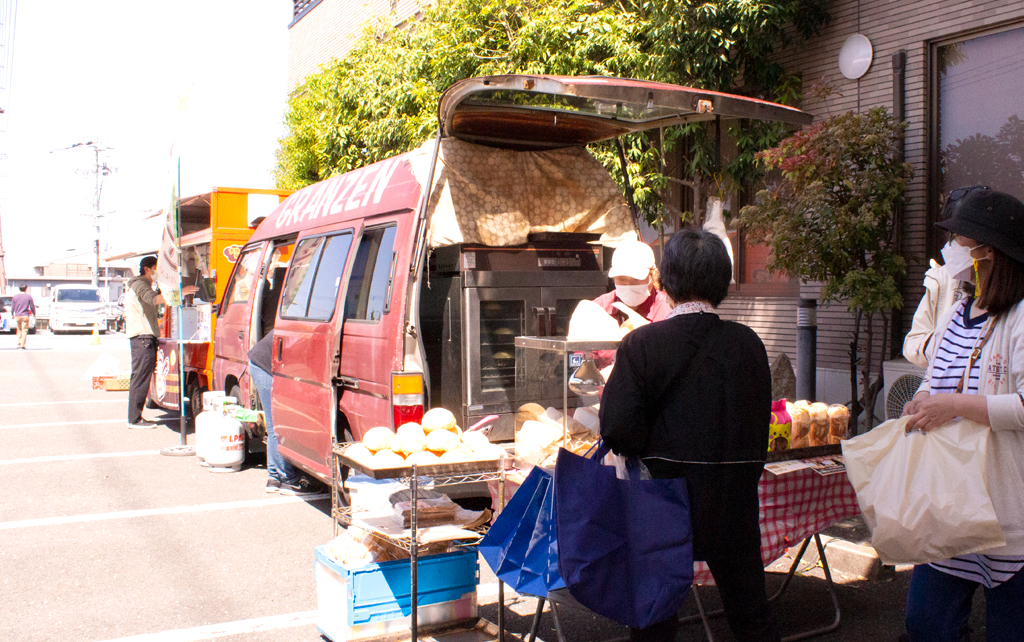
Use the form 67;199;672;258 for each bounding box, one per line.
420;237;607;441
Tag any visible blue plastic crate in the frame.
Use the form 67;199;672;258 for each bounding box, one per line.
315;546;479;641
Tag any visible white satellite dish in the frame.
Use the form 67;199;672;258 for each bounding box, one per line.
839;34;873;80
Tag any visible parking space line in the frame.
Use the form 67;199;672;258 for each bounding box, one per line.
93;610;318;642
0;450;161;465
0;494;330;530
0;419;125;429
0;399;124;407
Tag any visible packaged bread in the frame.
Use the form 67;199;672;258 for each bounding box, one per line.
362;426;395;452
572;406;600;436
809;402;830;446
827;404;850;444
768;399;791;451
392;496;458;527
537;406;587;435
516;403;546;428
788;403;811;449
371;449;406;468
421;408;457;433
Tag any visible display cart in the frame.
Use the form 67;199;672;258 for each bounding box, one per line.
331;443;516;642
513;336;620;464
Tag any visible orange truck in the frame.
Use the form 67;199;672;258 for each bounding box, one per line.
148;187;292;416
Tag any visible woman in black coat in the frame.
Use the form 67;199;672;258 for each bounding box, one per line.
600;227;779;642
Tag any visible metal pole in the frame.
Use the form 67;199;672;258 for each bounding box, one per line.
175;157;188;446
410;465;418;642
161;158;195;457
94;146;100;287
797;299;817;402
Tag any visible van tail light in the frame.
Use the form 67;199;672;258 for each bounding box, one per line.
391;372;424;428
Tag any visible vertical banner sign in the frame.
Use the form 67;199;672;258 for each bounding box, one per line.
156;148;182;307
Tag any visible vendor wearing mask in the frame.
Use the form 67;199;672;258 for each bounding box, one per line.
593;239;671;324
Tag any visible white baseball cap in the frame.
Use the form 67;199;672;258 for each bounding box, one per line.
607;240;656;280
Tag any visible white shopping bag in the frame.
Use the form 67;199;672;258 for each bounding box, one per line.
842;416;1005;565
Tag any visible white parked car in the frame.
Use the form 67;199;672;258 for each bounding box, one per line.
0;296;37;334
49;286;107;334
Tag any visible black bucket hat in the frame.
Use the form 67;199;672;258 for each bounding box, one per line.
936;189;1024;263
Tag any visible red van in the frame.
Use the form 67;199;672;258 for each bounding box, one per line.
211;74;811;482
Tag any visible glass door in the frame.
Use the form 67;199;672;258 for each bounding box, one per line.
465;287;541;409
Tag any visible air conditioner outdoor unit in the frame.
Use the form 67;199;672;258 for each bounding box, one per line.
882;358;926;420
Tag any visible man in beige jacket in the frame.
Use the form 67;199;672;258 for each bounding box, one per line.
125;256;196;428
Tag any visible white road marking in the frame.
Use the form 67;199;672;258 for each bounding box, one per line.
0;450;161;465
0;494;330;530
0;399;124;408
93;610;318;642
0;419;126;429
92;586;509;642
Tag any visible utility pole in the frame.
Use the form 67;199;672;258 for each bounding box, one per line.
51;141;113;287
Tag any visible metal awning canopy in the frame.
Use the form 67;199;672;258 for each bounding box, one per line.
438;75;814;151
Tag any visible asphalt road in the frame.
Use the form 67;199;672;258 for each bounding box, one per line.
1;331;989;642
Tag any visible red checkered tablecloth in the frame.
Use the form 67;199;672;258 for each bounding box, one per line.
693;467;860;583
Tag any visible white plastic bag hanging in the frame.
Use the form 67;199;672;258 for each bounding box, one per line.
842;416;1005;565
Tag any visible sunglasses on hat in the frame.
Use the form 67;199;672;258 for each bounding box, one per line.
947;185;990;203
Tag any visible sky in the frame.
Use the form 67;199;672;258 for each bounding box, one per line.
0;0;292;276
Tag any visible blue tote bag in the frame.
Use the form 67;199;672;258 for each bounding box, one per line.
554;446;693;629
478;465;565;596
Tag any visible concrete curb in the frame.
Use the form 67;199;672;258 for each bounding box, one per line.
819;535;889;580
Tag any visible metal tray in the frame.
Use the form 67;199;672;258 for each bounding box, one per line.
334;444;504;480
767;443;842;462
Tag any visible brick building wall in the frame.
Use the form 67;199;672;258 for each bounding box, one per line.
716;0;1024;377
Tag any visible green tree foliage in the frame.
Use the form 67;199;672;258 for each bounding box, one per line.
738;107;913;432
275;0;829;196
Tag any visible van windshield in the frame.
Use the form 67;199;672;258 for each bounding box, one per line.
56;289;101;303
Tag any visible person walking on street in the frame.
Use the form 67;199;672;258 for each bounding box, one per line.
125;256;196;429
11;284;35;349
248;330;317;496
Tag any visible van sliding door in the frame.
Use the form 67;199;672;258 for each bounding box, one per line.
271;230;354;478
213;245;265;373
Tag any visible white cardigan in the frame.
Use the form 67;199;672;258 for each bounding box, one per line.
918;300;1024;556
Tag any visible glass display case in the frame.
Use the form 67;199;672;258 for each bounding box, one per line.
513;336;620;466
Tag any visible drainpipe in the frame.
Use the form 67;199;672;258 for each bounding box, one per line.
797;299;817;402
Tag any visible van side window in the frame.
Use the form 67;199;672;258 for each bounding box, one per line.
280;232;353;321
223;248;262;308
344;226;398;322
307;234;354;319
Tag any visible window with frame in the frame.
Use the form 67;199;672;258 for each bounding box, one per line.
344;226;398;322
279;232;354;321
931;25;1024;256
224;247;262;307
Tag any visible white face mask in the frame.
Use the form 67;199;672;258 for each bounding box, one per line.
940;241;984;282
615;284;651;307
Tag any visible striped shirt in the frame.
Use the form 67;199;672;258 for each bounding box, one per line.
927;298;1024;588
